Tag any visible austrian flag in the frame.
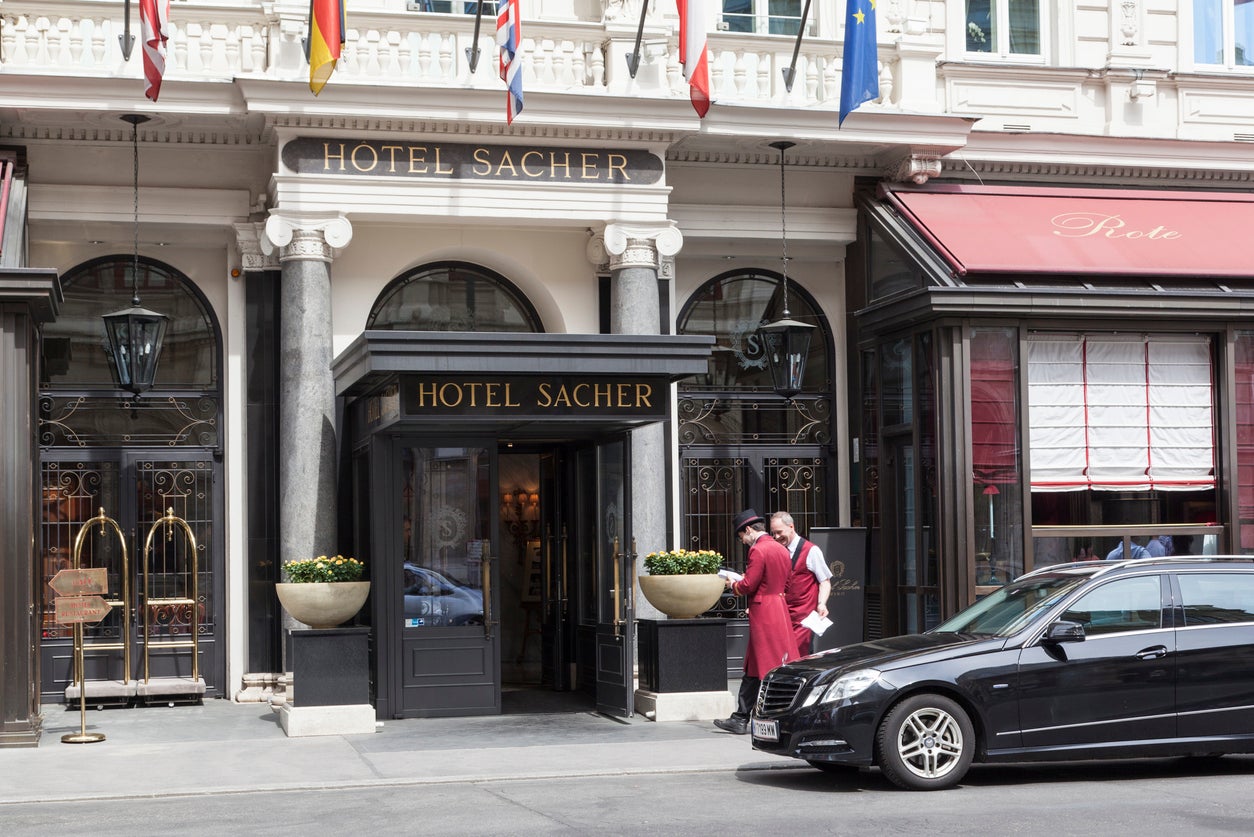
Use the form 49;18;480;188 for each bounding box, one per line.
677;0;711;117
140;0;171;102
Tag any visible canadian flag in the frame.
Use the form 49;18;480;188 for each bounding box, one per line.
140;0;171;102
677;0;711;118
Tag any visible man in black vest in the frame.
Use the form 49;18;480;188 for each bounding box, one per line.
770;511;832;656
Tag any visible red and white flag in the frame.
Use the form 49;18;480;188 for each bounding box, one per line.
677;0;710;117
140;0;171;102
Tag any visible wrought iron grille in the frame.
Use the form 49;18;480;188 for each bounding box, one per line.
39;395;219;448
678;396;831;446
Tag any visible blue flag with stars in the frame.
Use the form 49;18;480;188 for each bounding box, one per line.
839;0;879;125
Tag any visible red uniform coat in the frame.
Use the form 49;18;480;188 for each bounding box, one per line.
785;538;819;654
731;532;798;678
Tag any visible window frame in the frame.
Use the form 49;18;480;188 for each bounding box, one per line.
1187;0;1254;70
719;0;816;37
955;0;1050;64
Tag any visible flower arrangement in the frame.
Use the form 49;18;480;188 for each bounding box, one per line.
282;555;365;583
643;548;723;575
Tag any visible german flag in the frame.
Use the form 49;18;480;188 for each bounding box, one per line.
308;0;345;95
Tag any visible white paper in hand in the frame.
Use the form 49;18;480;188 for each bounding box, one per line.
717;569;744;582
801;610;833;636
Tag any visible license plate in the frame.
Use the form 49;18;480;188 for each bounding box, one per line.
751;718;778;741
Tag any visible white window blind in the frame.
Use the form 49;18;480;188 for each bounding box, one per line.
1027;334;1214;492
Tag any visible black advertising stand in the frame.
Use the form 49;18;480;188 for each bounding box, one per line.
807;527;868;651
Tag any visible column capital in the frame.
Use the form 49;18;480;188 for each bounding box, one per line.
588;222;684;272
262;212;354;263
234;221;280;273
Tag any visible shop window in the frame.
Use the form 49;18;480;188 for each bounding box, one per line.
867;226;923;303
1194;0;1254;67
368;262;541;333
965;0;1043;58
721;0;811;35
971;328;1024;583
1235;332;1254;550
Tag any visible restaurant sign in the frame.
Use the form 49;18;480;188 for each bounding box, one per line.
401;376;666;419
282;137;663;185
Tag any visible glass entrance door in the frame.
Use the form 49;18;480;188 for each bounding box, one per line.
587;438;635;718
395;444;498;717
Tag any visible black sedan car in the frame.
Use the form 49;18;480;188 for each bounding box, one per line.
750;557;1254;790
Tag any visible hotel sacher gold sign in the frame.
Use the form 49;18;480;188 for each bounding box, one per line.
401;376;663;418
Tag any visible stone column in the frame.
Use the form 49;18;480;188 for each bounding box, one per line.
593;222;683;620
261;213;353;584
0;268;60;748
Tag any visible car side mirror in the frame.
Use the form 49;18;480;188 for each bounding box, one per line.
1043;620;1086;644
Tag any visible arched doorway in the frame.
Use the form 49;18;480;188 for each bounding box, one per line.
38;255;224;699
676;269;835;599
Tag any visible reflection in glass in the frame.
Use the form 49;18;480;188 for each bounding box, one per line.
401;446;488;628
369;262;540;333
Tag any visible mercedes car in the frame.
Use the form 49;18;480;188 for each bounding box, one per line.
750;557;1254;790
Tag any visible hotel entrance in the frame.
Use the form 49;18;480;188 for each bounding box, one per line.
335;331;713;720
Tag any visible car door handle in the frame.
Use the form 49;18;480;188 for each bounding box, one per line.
1136;646;1168;660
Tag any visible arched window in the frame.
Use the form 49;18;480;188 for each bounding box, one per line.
41;256;218;390
368;262;541;332
678;270;827;392
676;270;834;590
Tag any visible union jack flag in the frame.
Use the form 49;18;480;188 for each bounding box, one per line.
497;0;523;124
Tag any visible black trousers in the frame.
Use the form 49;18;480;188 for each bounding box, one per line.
732;675;761;721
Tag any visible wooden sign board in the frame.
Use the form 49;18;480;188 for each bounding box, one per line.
49;567;108;597
55;595;112;625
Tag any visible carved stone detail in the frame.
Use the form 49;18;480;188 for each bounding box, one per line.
262;213;354;263
888;153;944;185
234;221;279;272
592;222;684;270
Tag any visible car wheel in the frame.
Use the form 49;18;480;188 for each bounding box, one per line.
875;693;974;791
806;760;859;774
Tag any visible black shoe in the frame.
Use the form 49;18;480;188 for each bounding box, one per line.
714;717;748;735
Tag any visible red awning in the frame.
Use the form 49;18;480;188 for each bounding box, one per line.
882;184;1254;278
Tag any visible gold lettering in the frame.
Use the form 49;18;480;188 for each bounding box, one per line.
415;382;438;407
484;382;501;407
438;383;463;408
408;146;429;174
635;383;653;408
462;381;482;407
380;145;404;172
580;153;599;180
323;142;347;172
521;150;545;178
607;153;629;181
536;382;553;408
495;150;519;178
505;383;520;407
433;146;453;175
572;383;590;407
351;143;378;172
550;152;571;179
595;383;611;407
551;385;573;407
472;147;492;176
616;383;632;407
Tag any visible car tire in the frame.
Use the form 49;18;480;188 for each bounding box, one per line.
806;760;860;774
875;693;975;791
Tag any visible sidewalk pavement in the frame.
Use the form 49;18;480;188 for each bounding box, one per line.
0;699;799;804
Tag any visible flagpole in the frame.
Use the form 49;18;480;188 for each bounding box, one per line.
466;0;487;73
781;0;812;92
625;0;650;78
119;0;136;60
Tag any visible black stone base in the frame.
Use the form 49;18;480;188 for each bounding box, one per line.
287;627;371;707
638;618;727;693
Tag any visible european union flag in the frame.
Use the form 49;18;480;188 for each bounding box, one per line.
839;0;879;125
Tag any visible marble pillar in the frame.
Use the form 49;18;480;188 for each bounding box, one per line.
599;223;683;620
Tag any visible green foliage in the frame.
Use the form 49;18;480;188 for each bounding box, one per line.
643;549;723;575
283;555;365;583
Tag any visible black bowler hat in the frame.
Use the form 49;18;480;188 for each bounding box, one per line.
733;509;765;533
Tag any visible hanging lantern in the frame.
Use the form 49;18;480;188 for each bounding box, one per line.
757;140;815;400
104;113;167;397
103;300;168;395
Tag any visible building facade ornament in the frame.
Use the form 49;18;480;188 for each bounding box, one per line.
591;222;684;271
234;221;280;272
262;213;354;263
888;153;944;185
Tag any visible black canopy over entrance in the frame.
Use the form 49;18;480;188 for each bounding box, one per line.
334;331;713;719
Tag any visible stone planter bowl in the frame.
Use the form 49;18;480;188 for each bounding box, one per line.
275;581;371;629
638;574;725;619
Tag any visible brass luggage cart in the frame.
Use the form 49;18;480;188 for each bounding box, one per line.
137;508;206;703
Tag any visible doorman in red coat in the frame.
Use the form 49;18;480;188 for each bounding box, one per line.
714;509;797;735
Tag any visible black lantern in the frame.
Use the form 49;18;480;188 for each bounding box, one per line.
757;140;815;400
104;114;167;396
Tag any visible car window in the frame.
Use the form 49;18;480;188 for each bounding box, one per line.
933;573;1091;636
1179;573;1254;626
1060;575;1163;635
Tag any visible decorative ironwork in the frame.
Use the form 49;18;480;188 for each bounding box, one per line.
765;457;825;534
678;396;831;446
39;395;219;448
